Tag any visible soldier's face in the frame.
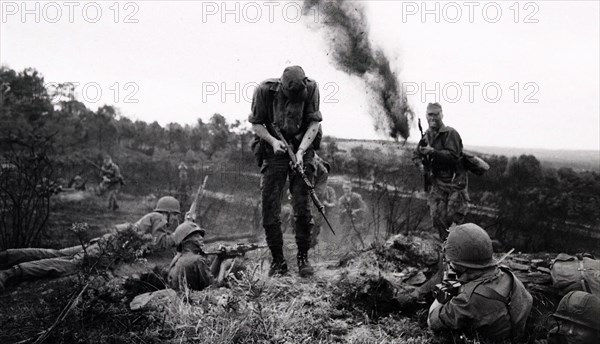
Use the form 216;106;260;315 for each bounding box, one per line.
426;112;443;129
558;320;597;344
343;186;351;196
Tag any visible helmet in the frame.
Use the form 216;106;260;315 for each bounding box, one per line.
154;196;180;214
172;221;206;246
553;291;600;331
445;223;496;269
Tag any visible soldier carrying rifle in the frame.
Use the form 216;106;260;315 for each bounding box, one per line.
167;221;266;291
338;182;367;247
248;65;326;277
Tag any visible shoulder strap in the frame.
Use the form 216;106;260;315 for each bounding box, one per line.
473;268;517;342
577;258;592;293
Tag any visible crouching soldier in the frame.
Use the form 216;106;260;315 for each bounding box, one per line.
428;223;533;342
167;222;239;291
546;291;600;344
0;196;181;292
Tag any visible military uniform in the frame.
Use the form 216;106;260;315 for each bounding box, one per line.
0;213;174;290
248;75;322;261
428;266;533;341
135;212;177;251
428;223;533;342
168;252;214;291
338;191;367;229
414;123;469;240
100;160;123;211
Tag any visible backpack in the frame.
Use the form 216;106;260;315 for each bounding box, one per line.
462;152;490;176
550;253;600;297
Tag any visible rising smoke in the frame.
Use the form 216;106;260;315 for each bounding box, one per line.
302;0;413;140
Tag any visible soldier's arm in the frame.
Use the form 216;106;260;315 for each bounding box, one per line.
298;82;323;153
429;129;462;164
428;292;473;331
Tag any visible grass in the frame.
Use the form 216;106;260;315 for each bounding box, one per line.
1;193;564;344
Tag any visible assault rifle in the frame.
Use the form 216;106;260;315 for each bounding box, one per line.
203;243;267;259
417;118;432;192
266;123;336;236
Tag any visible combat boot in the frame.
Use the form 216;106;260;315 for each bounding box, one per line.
269;258;288;277
297;251;314;277
268;247;288;277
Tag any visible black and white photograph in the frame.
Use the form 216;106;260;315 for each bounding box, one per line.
1;1;599;343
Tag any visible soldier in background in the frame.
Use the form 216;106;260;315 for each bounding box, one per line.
338;182;367;243
413;103;469;241
99;155;124;211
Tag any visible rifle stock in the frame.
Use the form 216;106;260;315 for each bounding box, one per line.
266;123;336;236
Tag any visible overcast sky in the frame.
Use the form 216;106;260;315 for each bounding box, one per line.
1;0;598;151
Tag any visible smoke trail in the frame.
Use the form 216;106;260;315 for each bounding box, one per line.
303;0;413;140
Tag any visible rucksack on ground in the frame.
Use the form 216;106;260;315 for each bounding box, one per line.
550;253;600;297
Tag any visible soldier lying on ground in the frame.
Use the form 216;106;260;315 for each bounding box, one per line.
427;223;533;342
0;196;181;292
167;221;246;291
545;291;600;344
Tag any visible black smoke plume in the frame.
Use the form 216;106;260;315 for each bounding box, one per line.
303;0;413;139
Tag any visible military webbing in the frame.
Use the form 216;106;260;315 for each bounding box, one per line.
472;268;516;342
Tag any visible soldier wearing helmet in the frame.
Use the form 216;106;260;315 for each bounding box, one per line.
547;291;600;344
135;196;181;251
428;223;533;342
167;221;235;291
0;196;181;292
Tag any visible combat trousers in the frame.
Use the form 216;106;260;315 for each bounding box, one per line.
261;158;315;254
0;246;84;269
427;178;469;241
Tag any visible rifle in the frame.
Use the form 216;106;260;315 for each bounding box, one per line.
186;175;209;223
203;243;267;258
417;118;432;192
266;123;336;236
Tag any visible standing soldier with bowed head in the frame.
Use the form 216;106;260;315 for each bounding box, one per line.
413;103;469;241
249;65;322;277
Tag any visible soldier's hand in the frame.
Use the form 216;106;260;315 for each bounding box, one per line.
419;145;434;156
272;140;287;155
295;149;304;170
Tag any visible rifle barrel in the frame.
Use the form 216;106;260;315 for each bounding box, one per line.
267;124;336;236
